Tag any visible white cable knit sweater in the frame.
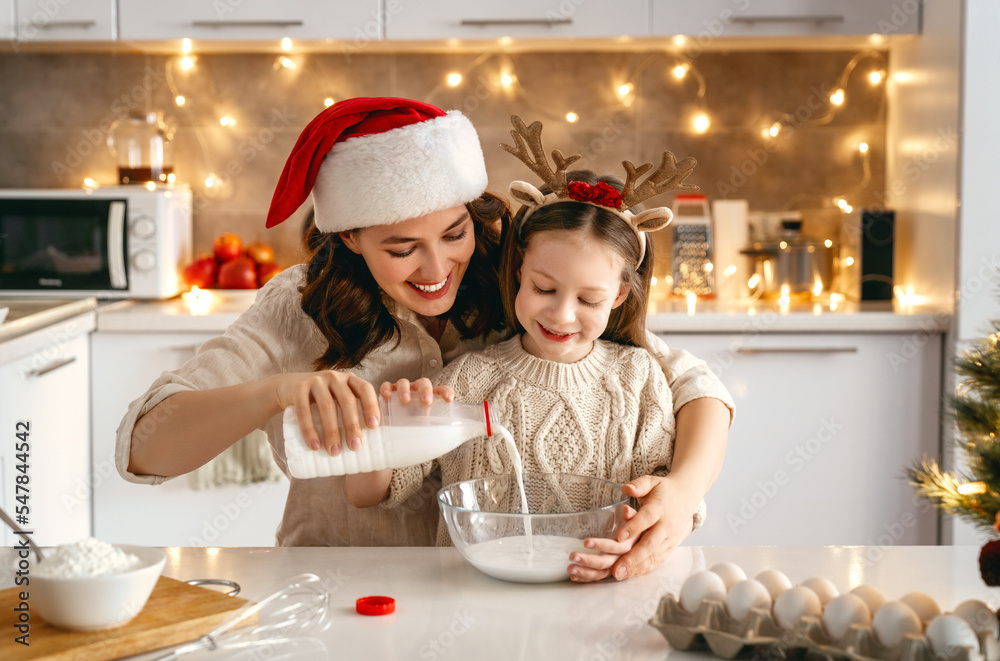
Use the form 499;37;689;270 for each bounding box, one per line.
385;335;704;546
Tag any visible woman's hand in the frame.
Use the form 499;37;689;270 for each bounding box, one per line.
569;506;638;582
272;370;380;456
608;475;700;580
380;378;455;404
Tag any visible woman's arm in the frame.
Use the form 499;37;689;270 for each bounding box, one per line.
612;397;730;579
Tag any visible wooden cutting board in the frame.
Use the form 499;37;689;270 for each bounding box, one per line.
0;576;255;661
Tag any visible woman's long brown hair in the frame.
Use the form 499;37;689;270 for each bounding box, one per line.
498;170;653;349
301;193;510;370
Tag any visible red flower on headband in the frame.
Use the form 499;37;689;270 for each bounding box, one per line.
567;181;623;210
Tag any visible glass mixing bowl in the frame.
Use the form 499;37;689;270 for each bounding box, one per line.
438;473;629;583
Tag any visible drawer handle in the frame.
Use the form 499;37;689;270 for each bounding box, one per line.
190;20;305;28
33;20;97;29
460;18;573;27
27;356;77;378
736;347;858;355
732;15;845;26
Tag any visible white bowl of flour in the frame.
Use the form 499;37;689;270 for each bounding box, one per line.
32;537;166;631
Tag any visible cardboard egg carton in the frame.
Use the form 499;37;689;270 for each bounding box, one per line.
648;595;998;661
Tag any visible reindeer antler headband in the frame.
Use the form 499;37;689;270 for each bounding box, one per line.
500;115;699;268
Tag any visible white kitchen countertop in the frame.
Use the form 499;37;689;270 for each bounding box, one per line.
0;296;97;344
95;290;951;334
2;544;984;661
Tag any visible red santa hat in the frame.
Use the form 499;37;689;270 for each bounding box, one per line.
266;97;488;233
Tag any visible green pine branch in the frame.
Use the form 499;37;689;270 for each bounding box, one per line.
907;459;997;532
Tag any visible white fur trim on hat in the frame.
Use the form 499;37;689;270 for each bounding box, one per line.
311;111;488;232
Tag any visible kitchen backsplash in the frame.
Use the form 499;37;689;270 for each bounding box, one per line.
0;49;885;270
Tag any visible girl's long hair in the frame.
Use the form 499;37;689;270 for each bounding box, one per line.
301;193;510;370
498;170;653;349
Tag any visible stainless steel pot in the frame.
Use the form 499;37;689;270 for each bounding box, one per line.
740;220;834;299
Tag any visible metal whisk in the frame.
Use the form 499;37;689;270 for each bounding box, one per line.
152;572;332;660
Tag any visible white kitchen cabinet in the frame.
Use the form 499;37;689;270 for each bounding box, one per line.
14;0;115;42
91;330;288;547
663;332;940;547
118;0;381;41
386;0;649;40
652;0;919;38
0;1;13;40
0;314;93;547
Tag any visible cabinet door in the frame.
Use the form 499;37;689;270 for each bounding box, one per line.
662;332;940;546
91;331;289;547
119;0;381;41
15;0;115;41
387;0;649;40
0;1;13;40
652;0;919;37
0;332;90;547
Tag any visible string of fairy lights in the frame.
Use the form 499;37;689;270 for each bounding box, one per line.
81;38;907;304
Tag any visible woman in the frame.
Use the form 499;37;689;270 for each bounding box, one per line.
117;98;732;577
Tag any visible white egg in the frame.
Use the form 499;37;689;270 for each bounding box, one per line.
755;569;793;600
849;585;887;614
710;562;748;590
873;601;924;647
926;614;982;660
725;579;772;621
901;591;942;626
679;570;727;613
801;577;840;607
953;599;999;638
822;593;872;641
773;585;823;630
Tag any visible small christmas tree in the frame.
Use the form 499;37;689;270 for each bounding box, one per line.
909;323;1000;583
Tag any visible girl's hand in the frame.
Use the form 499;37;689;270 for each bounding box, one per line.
379;378;455;404
272;370;380;456
610;475;699;580
569;506;638;582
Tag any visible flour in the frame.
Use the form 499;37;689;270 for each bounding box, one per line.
35;537;141;579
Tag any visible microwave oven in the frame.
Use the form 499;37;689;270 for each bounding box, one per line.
0;186;192;299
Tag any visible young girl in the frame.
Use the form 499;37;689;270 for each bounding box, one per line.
346;116;730;581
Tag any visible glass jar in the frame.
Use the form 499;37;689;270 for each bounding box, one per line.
107;111;175;185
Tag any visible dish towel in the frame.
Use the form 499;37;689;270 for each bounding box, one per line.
187;429;285;490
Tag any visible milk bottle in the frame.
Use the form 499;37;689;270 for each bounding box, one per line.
283;394;501;478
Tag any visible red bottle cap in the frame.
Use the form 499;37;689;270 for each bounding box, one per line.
356;595;395;616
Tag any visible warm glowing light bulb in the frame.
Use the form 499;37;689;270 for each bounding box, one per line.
692;113;710;133
703;262;714;272
280;57;295;69
824;239;833;248
836;198;848;209
324;97;335;107
220;115;234;127
650;276;658;286
83;177;95;188
672;35;686;47
958;481;988;495
845;256;855;266
500;73;514;87
748;274;761;289
145;181;156;191
179;56;194;71
167;173;176;183
769;122;781;137
205;174;216;188
181;38;192;53
672;63;689;79
779;241;788;250
869;70;884;84
565;112;578;123
281;37;292;52
446;72;462;87
617;83;634;98
175;95;185;106
858;142;869;153
723;264;737;277
830;88;845;105
686;292;697;316
843;204;853;213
